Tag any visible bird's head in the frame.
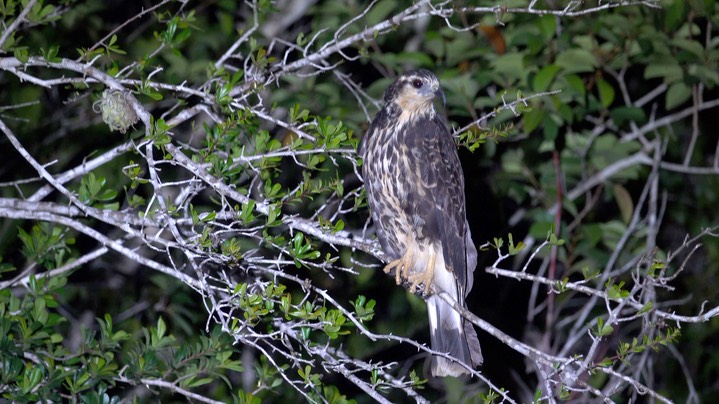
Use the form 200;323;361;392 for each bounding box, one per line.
385;69;445;118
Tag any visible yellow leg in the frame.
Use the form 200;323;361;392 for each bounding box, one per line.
407;248;435;295
383;248;414;286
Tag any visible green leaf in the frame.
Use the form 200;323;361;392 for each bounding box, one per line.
688;64;719;86
555;49;597;73
596;357;614;368
594;317;614;337
22;365;43;394
665;82;692;110
543;113;559;140
508;233;526;255
396;51;434;67
536;15;557;40
532;64;561;92
644;62;683;83
106;34;127;55
239;200;256;223
563;74;586;99
184;376;213;388
548;232;565;246
14;46;29;63
266;204;281;226
664;0;687;31
490;53;526;82
581;266;599;280
607;281;630;300
639;301;654;314
157;317;166;339
523;108;544;133
613;184;633;224
597;78;615;109
364;0;398;25
670;38;705;61
610;107;646;127
555;277;569;293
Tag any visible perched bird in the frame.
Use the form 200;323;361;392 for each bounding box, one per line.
359;69;482;377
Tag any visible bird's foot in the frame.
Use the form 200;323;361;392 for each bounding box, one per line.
407;249;436;295
384;249;414;286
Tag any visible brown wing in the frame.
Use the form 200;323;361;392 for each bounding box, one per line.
405;114;471;295
406;113;483;375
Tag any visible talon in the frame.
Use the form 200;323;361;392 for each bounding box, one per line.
383;259;402;285
407;249;435;295
383;248;414;286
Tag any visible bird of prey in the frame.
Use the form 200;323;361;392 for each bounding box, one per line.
359;69;482;377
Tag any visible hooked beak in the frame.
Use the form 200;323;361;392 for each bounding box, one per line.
434;89;446;109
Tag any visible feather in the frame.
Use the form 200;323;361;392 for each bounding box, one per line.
425;246;483;376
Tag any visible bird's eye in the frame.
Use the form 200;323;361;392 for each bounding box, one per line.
412;79;423;89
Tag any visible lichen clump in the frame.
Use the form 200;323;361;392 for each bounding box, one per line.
94;89;138;133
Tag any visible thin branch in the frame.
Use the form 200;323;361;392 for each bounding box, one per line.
134;378;225;404
485;267;719;323
81;0;173;57
1;208;202;290
0;0;38;49
0;247;108;290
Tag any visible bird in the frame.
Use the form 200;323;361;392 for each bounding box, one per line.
358;68;482;377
